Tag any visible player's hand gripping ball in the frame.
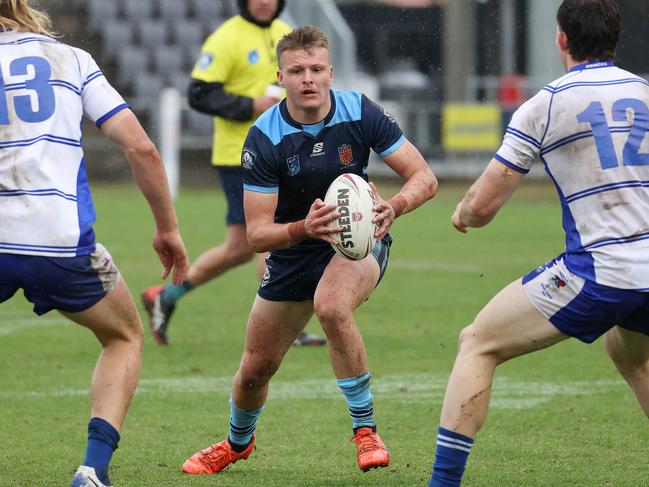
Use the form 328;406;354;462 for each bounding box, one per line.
324;173;378;260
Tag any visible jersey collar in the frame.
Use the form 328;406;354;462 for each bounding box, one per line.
280;90;337;131
569;60;615;72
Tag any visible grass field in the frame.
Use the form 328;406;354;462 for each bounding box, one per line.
0;180;647;487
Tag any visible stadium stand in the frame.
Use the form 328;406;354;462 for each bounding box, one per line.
81;0;232;98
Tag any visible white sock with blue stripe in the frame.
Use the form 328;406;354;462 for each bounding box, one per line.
429;426;474;487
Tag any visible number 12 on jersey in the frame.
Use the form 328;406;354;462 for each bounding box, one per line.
577;98;649;169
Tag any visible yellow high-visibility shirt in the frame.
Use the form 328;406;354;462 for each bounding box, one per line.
191;15;291;166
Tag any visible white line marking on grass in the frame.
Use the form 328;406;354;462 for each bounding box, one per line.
0;317;69;336
0;373;626;410
389;260;481;273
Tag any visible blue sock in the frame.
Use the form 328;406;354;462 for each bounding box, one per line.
160;280;193;306
336;372;375;431
228;398;263;451
429;426;474;487
83;417;120;485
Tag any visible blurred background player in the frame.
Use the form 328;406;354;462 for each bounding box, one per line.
141;0;326;347
429;1;649;485
182;26;437;476
0;2;189;487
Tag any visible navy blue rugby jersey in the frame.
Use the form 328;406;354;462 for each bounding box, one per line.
242;89;405;248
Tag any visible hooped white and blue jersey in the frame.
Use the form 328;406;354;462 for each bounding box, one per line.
496;61;649;290
0;31;128;257
242;89;404;251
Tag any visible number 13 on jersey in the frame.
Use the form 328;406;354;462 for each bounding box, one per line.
0;56;56;125
577;98;649;169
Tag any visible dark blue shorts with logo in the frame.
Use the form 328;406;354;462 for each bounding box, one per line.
258;235;393;302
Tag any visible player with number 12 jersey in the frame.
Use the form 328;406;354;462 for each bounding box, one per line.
497;61;649;290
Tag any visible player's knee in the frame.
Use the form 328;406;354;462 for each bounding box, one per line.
606;344;649;376
314;299;350;331
457;324;479;351
118;316;144;346
239;357;280;389
457;324;503;362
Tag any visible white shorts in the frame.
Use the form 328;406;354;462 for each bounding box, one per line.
522;254;649;343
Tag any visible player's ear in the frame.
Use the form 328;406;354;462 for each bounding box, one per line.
556;29;568;53
277;69;285;88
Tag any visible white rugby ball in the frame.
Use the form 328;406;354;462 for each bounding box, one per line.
324;173;378;260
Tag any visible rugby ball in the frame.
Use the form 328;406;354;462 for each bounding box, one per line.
324;173;378;260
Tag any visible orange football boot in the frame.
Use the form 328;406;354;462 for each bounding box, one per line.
183;436;255;475
352;427;390;472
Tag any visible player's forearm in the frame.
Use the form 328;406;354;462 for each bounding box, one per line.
389;165;438;217
187;80;254;121
457;191;497;228
247;221;307;252
126;144;179;233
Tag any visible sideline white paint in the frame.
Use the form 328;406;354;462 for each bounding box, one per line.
0;373;626;410
0;317;69;336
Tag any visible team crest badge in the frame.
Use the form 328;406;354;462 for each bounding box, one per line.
287;155;300;176
248;49;260;64
242;148;256;169
338;144;353;166
196;53;214;71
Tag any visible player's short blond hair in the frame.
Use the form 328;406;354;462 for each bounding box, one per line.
0;0;56;37
276;25;329;67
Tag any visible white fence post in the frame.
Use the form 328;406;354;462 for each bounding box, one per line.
159;88;182;199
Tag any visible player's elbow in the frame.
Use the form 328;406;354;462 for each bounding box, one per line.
126;137;159;164
246;227;268;253
424;167;438;200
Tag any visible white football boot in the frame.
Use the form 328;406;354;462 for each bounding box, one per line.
69;466;113;487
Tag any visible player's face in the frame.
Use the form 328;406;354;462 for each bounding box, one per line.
278;48;333;116
247;0;278;23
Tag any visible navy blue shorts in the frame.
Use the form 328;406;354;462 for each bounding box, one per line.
258;235;393;302
522;255;649;343
0;243;121;315
215;166;245;225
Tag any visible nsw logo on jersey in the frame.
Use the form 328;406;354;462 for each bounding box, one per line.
383;107;396;123
196;53;214;71
286;155;300;176
311;142;325;157
242;148;257;169
248;49;260;64
338;144;353;166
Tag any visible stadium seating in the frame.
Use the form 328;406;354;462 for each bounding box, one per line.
193;0;226;20
172;20;205;48
153;46;185;80
123;0;155;22
87;0;119;32
159;0;189;21
116;47;149;87
84;0;226;96
79;0;237;149
139;20;168;48
100;21;133;58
